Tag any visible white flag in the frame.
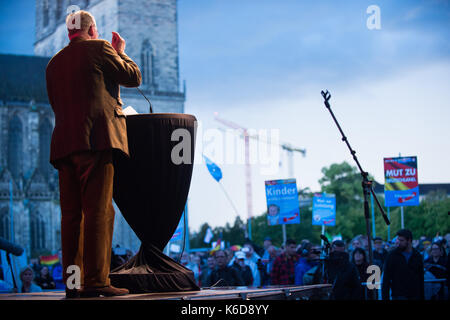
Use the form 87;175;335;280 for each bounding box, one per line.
203;227;213;244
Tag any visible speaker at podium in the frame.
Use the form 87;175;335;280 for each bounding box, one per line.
109;112;200;293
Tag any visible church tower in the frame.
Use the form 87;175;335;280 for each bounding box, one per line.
31;0;186;253
34;0;185;114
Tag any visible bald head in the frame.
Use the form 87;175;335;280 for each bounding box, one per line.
66;10;98;40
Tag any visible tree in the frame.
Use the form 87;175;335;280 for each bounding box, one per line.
373;190;450;240
319;161;374;240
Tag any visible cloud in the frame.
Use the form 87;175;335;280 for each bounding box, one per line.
186;60;450;231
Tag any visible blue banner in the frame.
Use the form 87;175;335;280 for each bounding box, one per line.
265;179;300;225
312;193;336;226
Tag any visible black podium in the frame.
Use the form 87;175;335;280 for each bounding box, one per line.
109;113;200;293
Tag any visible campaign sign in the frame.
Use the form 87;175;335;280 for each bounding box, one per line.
384;156;419;207
265;179;300;225
312;193;336;226
171;211;185;241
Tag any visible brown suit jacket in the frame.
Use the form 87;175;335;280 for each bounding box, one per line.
46;37;141;168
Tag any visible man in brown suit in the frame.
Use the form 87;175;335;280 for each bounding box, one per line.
46;10;141;298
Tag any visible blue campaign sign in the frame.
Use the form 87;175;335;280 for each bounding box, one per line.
312;194;336;226
265;179;300;225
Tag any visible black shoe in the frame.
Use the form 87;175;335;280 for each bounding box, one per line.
65;288;80;299
80;285;129;298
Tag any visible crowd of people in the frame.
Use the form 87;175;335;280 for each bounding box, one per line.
177;230;450;300
1;230;448;300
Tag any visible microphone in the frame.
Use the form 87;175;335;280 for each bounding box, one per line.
136;87;154;113
320;234;331;247
0;237;24;256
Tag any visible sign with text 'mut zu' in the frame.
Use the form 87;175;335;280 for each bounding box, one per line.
384;156;419;207
265;179;300;226
312;193;336;226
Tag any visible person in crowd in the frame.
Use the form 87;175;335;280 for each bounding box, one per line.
373;237;388;271
444;233;450;256
260;245;279;286
30;258;42;276
420;238;432;261
224;248;234;265
320;245;363;300
360;235;369;252
232;251;253;286
331;240;346;253
424;242;447;278
424;241;448;300
271;239;299;285
19;266;43;293
180;252;201;285
351;248;370;284
51;250;64;289
382;229;424;300
35;266;56;290
261;237;273;262
190;254;203;286
200;255;216;287
351;236;362;250
295;242;320;285
208;250;243;287
242;242;261;287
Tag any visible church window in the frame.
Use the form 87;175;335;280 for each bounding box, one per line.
30;211;46;252
0;207;10;240
43;0;49;27
141;40;155;88
56;0;63;20
39;118;52;179
8;116;23;181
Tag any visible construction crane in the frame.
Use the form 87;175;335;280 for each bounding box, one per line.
214;113;307;243
213;112;253;239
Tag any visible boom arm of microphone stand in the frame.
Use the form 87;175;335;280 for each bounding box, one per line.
370;187;390;225
321;89;390;226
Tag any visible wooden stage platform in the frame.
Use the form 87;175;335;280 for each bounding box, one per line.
0;284;332;301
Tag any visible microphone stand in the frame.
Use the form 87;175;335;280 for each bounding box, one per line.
320;235;331;285
321;90;390;300
5;253;18;292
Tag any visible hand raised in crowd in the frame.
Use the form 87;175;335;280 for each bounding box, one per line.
111;31;125;54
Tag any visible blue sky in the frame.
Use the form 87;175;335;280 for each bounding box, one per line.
1;1;450;232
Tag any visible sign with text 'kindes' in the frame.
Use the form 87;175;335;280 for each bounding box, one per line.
265;179;300;225
384;156;419;207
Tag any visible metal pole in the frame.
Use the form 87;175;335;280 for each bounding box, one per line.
282;148;294;246
321;225;325;247
400;206;404;229
9;179;14;242
371;192;376;237
387;206;390;241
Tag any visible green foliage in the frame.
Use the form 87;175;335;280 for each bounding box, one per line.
373;190;450;240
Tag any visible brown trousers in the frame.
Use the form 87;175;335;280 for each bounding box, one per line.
57;150;115;288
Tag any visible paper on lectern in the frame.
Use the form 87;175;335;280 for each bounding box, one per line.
123;106;139;115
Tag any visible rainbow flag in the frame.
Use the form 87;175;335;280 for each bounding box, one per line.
210;239;222;256
40;254;59;266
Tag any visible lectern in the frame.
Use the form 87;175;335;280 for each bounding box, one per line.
109;113;200;293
